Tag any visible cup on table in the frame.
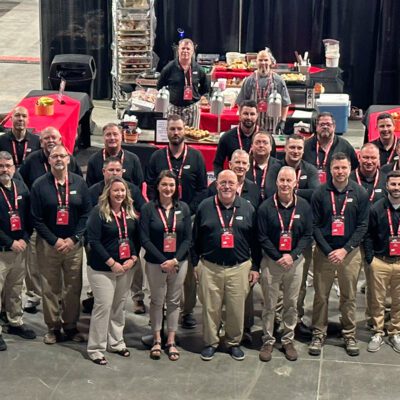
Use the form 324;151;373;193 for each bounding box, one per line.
218;78;227;91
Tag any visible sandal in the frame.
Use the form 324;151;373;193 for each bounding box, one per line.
92;357;107;366
150;341;162;360
165;342;180;361
115;348;130;357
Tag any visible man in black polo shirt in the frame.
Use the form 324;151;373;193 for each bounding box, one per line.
31;145;91;345
258;167;313;362
192;169;260;361
364;171;400;353
309;152;369;357
303;112;358;184
370;113;398;166
0;107;40;169
146;114;208;328
0;151;36;351
86;123;143;188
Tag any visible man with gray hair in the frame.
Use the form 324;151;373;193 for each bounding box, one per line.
0;151;36;351
257;166;313;362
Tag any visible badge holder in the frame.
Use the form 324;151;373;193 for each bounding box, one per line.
257;99;268;113
56;206;69;225
318;169;327;184
389;236;400;256
221;229;235;249
183;86;193;101
163;232;177;253
119;239;131;260
279;231;292;251
9;211;21;231
331;215;345;236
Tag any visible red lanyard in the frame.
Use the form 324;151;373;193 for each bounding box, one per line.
113;208;128;240
157;207;176;233
295;168;302;189
255;71;272;100
316;140;334;170
237;127;244;150
54;177;69;208
166;145;188;181
387;208;400;237
330;190;348;216
103;149;125;165
274;194;297;232
355;168;380;202
180;64;192;87
11;140;28;166
388;138;398;164
253;159;268;195
0;182;18;211
215;195;236;229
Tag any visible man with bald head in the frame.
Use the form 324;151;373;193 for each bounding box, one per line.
193;169;260;361
257;167;313;362
0;107;40;168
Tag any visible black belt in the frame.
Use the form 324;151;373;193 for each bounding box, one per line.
202;258;246;268
376;255;400;264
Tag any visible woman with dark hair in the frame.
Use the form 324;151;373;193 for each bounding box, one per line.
86;176;140;365
140;170;192;361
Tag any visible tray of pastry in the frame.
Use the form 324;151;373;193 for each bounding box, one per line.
280;73;307;85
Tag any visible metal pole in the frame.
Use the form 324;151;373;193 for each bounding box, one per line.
238;0;243;52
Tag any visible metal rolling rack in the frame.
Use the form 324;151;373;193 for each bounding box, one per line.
111;0;154;118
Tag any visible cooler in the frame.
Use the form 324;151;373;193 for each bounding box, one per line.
316;93;350;134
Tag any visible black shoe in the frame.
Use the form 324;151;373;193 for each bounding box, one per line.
82;297;94;314
228;345;245;361
64;328;84;342
0;335;7;351
23;305;38;314
7;324;36;340
181;313;197;329
133;300;146;315
241;329;253;345
0;311;8;324
200;346;217;361
295;320;312;337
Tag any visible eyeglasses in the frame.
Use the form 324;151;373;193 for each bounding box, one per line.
0;163;14;169
49;154;68;159
318;122;334;127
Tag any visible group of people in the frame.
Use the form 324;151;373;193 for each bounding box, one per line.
1;100;400;366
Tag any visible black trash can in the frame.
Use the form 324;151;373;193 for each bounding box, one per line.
48;54;97;100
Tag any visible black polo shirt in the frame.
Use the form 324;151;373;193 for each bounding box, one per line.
89;180;146;212
86;149;144;188
349;168;386;204
311;179;369;255
19;149;82;189
364;197;400;263
157;59;209;107
381;161;399;175
31;172;91;246
0;130;40;167
370;138;398;166
146;145;207;214
87;205;140;272
267;159;320;202
257;194;313;261
0;179;31;249
140;200;192;264
192;195;260;270
207;178;261;209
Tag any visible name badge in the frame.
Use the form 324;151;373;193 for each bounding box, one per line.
9;211;21;231
183;165;191;169
279;231;292;252
56;206;69;225
375;189;382;193
318;169;327;184
70;190;77;194
17;195;22;200
183;86;193;101
221;230;234;248
331;216;345;236
300;175;307;180
257;99;268;113
163;232;177;253
347;198;353;203
235;216;243;220
389;236;400;256
119;239;131;259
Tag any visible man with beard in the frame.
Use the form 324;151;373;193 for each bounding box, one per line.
309;153;369;356
370;113;398;166
214;100;276;176
146;114;207;328
0;107;40;168
31;145;91;344
236;49;290;132
0;151;36;351
303;113;358;184
364;171;400;353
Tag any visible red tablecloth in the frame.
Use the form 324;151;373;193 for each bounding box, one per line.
367;106;400;141
199;108;240;133
5;94;81;154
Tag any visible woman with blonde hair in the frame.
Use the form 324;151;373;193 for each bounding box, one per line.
86;176;140;365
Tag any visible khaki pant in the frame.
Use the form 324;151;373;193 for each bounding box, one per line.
297;244;314;318
87;266;134;360
370;256;400;336
146;261;188;332
0;250;26;334
312;246;361;339
198;259;251;347
37;237;83;331
261;255;304;345
25;230;42;306
131;257;144;302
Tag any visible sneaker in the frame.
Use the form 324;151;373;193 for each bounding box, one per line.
388;334;400;353
64;328;84;343
344;337;360;356
200;346;217;361
181;313;197;329
259;343;273;362
24;301;39;314
0;335;7;351
7;324;36;340
228;345;245;361
283;342;298;361
367;334;383;352
133;300;146;315
43;330;64;345
308;336;324;356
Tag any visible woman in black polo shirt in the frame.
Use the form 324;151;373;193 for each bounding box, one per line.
140;170;191;361
86;176;140;365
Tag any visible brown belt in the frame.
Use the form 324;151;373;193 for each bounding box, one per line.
376;255;400;264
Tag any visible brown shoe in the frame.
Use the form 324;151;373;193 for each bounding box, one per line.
133;300;146;315
259;343;273;362
283;342;298;361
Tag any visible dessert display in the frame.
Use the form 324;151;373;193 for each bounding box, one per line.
184;126;210;140
281;73;306;82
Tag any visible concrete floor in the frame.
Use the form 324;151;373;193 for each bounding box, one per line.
1;1;399;400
